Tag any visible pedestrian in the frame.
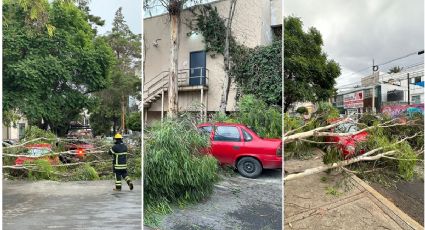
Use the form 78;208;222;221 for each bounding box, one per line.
109;133;134;191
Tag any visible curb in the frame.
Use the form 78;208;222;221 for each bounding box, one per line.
351;175;424;230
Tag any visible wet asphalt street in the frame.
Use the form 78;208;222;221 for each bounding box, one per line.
157;169;282;230
3;180;141;230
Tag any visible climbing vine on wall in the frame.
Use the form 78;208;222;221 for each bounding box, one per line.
190;5;282;107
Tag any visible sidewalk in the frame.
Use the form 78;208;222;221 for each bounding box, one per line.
284;157;423;230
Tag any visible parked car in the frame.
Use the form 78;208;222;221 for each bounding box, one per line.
66;125;93;139
60;140;94;163
15;143;59;166
197;123;282;178
326;121;368;158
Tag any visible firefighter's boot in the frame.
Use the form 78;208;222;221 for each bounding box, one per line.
125;176;134;191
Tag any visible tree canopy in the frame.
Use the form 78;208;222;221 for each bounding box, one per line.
89;7;141;135
284;16;341;111
3;0;115;134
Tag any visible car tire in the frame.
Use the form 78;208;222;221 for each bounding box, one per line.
237;157;262;178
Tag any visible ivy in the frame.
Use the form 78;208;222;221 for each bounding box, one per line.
191;5;282;107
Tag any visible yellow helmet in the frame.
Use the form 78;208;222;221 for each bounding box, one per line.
114;133;123;139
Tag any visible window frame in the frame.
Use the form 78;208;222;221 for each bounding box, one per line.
213;125;241;142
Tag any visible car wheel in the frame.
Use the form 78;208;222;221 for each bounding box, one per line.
237;157;262;178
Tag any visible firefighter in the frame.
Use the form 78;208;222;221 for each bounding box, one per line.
109;133;134;191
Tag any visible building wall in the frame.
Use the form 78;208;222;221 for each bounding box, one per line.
144;0;276;114
2;116;28;141
270;0;282;27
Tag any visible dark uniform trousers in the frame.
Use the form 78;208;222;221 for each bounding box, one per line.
109;142;131;190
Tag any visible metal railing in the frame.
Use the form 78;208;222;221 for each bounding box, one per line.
143;67;209;103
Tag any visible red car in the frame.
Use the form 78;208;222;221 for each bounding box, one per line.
327;121;368;158
61;140;94;163
197;123;282;178
15;144;59;166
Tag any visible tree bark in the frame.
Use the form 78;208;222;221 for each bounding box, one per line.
168;12;180;118
284;150;397;181
219;0;237;114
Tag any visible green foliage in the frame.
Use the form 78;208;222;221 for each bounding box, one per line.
397;142;417;181
323;145;343;164
296;106;308;115
191;5;226;54
3;1;115;134
90;7;141;135
28;159;57;180
232;40;282;106
3;110;21;126
283;113;304;133
128;156;142;179
325;186;341;196
387;66;403;74
192;5;281;107
236;95;282;138
284;16;341;111
314;102;339;121
144;118;218;226
127;112;141;132
75;163;100;180
24;126;57;140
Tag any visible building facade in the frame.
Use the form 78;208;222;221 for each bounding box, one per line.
334;67;424;115
143;0;282;124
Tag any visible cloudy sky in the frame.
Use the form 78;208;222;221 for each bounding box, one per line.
88;0;141;35
284;0;424;89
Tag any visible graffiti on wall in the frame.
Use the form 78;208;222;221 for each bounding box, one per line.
381;104;424;118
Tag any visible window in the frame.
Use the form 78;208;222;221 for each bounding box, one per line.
213;126;240;142
364;89;372;98
241;129;253;142
412;95;421;104
198;126;212;135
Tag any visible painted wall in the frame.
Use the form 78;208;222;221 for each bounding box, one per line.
144;0;276;115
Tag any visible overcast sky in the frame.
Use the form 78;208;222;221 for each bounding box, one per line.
88;0;141;35
284;0;424;89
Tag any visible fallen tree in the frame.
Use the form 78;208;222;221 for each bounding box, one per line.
284;110;423;182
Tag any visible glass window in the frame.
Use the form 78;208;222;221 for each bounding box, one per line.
213;126;241;142
198;126;212;135
242;129;253;141
412;95;421;104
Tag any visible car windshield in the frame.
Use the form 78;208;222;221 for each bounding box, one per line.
27;148;51;156
334;123;358;133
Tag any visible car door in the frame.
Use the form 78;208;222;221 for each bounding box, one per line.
211;125;243;165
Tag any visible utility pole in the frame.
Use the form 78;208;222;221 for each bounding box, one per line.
372;59;377;113
407;73;410;105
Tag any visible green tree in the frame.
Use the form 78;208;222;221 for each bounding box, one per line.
144;0;203;118
3;1;114;135
89;7;141;135
284;16;341;111
127;111;141;132
232;40;282;106
387;66;403;74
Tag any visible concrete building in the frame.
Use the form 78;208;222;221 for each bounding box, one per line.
334;66;424;115
143;0;282;124
2;116;28;141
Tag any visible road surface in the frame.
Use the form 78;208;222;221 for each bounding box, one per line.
3;180;141;230
155;169;282;230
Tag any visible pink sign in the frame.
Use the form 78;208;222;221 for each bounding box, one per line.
343;91;364;109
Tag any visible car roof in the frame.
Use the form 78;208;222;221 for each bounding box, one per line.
198;122;247;127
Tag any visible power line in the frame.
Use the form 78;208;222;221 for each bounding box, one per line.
338;49;424;79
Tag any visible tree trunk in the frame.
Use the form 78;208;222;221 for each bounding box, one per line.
168;13;180;118
219;0;237;114
121;94;126;133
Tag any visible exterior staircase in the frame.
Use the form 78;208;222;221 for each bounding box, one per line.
143;68;208;109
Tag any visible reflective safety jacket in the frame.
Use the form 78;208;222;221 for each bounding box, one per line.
109;142;128;170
